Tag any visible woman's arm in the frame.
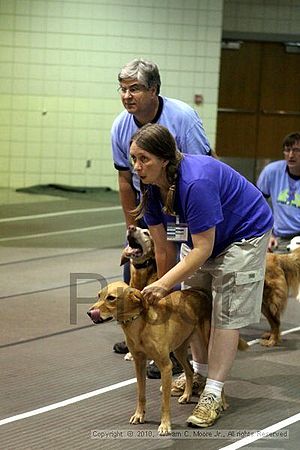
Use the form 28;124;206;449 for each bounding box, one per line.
142;226;215;303
148;223;178;277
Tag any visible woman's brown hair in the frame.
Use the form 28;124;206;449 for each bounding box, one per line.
130;123;183;218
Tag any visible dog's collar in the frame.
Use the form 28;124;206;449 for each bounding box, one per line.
118;313;141;324
132;258;156;270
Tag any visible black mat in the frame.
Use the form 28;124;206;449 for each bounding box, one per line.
16;184;119;201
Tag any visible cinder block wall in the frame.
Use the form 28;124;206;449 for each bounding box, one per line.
0;0;223;189
1;0;298;189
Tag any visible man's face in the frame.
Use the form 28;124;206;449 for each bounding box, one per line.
118;79;157;116
283;140;300;172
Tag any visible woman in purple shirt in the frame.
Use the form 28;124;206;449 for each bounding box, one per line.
129;123;273;428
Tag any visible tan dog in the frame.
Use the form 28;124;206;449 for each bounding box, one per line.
121;225;158;361
287;236;300;252
121;225;157;290
88;281;213;435
261;247;300;346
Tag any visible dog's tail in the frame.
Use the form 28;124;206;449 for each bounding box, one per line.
279;249;300;301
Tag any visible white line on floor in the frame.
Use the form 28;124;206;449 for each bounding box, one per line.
219;413;300;450
247;326;300;346
0;222;125;242
0;326;299;432
0;378;137;426
0;206;122;223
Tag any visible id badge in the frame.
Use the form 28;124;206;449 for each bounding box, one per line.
167;216;188;242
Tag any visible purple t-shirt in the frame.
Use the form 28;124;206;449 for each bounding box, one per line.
144;155;273;257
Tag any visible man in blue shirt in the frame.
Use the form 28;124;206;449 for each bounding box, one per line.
111;59;211;368
112;58;211;230
257;132;300;251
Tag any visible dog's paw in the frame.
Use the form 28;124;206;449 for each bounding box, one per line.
260;332;281;347
260;338;278;347
178;393;191;404
129;411;145;424
158;422;171;436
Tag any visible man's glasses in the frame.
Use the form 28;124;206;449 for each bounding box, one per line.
117;84;147;96
283;146;300;154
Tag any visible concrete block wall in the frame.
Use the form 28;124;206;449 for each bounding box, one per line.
0;0;223;189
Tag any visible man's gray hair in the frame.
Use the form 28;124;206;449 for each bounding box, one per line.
118;59;161;95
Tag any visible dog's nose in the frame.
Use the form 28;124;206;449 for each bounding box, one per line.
128;225;136;232
87;309;100;323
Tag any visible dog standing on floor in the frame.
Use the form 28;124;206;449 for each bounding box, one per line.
261;245;300;346
120;225;158;360
87;281;213;435
120;226;300;348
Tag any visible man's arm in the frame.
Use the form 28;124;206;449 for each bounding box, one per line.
118;170;138;227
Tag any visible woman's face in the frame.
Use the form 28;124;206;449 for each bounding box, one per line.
130;141;168;186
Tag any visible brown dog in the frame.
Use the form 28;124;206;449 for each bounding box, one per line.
121;225;158;361
261;247;300;346
121;225;157;290
88;281;213;435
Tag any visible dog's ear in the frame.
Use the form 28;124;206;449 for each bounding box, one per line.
131;291;158;320
129;288;143;304
120;248;130;266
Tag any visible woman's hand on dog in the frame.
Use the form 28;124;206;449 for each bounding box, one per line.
142;281;170;304
268;234;278;252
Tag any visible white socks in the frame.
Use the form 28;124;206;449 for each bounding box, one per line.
203;378;224;400
192;362;224;400
192;361;208;377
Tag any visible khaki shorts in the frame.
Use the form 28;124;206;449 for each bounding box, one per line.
181;231;271;329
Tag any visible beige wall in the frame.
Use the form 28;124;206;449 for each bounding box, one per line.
1;0;299;190
0;0;223;189
223;0;300;35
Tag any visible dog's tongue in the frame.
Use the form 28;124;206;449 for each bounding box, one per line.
125;246;142;257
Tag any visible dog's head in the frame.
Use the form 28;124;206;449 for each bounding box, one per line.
121;225;155;266
287;236;300;252
87;281;144;324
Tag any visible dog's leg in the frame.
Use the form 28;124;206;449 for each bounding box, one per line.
129;353;147;425
156;357;173;435
173;344;193;404
261;302;281;346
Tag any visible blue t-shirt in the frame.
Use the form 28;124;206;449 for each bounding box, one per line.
111;96;211;192
257;160;300;237
144;155;273;258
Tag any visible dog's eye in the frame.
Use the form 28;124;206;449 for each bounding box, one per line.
143;230;150;236
106;295;116;302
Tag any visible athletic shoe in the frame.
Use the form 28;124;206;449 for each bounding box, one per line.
171;372;206;397
113;341;129;354
186;392;223;427
146;353;183;379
